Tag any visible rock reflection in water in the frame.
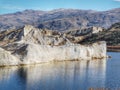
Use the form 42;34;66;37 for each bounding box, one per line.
0;67;18;81
0;59;106;90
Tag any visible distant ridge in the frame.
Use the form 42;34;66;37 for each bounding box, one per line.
0;8;120;31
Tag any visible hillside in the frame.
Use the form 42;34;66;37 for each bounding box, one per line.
0;8;120;31
80;22;120;46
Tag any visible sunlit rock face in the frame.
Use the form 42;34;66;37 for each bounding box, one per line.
0;47;20;66
23;25;71;46
0;25;107;66
13;41;106;65
92;26;103;33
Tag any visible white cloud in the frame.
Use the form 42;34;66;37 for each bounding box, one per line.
1;5;24;10
114;0;120;2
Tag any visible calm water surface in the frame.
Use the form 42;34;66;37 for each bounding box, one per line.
0;52;120;90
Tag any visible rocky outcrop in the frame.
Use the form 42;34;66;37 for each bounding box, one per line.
0;47;20;66
65;26;104;37
1;41;106;66
80;22;120;46
0;25;107;66
0;28;23;46
13;41;106;65
22;25;71;46
92;26;103;33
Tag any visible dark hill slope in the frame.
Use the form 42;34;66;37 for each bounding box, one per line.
80;22;120;46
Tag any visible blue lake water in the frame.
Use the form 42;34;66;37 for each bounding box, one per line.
0;52;120;90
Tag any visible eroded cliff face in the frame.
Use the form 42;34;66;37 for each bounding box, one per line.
23;25;71;46
0;47;20;66
13;41;106;65
0;25;107;66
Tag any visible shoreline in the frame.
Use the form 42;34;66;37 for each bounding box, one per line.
107;46;120;52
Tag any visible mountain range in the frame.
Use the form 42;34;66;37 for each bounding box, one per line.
0;8;120;31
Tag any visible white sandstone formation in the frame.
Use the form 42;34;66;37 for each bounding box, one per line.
14;41;106;65
0;47;20;66
0;25;107;66
92;26;103;33
24;25;35;36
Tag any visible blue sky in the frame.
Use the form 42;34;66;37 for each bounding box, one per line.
0;0;120;14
